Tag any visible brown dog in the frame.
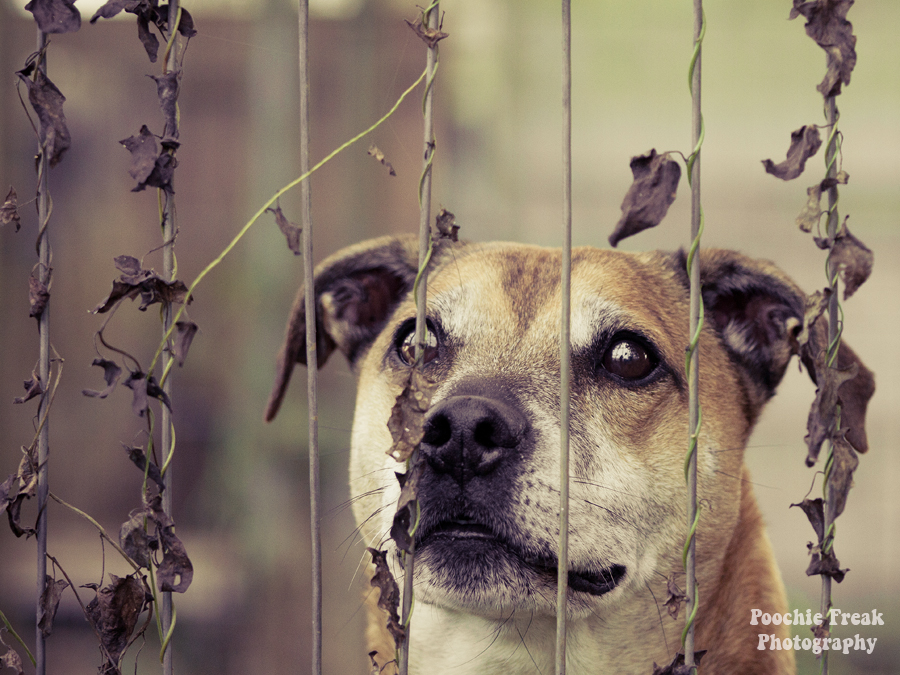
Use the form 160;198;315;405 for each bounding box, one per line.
266;236;873;674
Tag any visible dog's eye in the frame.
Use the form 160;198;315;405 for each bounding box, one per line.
397;323;439;366
600;336;657;381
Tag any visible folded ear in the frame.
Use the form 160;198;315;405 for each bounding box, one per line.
265;235;422;422
674;249;874;450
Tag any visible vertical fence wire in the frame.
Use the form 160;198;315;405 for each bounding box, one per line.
683;1;705;670
818;93;841;675
160;3;180;673
399;4;441;674
297;1;322;673
34;30;50;675
555;1;572;674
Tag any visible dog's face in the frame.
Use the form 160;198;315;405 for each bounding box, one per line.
266;235;872;672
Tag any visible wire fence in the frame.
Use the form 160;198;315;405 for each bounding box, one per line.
0;1;881;674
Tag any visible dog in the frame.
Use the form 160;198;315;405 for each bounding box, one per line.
265;235;873;674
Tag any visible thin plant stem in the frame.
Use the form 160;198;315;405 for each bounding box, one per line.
34;30;51;675
684;2;705;670
297;1;322;674
556;1;572;674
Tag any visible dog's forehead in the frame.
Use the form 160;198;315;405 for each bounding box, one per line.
425;244;688;354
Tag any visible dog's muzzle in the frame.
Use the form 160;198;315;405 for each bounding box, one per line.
412;393;626;598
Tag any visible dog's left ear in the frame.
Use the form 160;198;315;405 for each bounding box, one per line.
265;235;424;422
677;249;874;447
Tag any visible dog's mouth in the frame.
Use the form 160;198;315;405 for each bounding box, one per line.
418;518;626;597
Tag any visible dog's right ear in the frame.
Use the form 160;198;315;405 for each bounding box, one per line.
265;235;421;422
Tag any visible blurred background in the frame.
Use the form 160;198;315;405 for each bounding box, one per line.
0;0;897;673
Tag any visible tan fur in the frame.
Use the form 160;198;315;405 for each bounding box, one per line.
268;237;873;674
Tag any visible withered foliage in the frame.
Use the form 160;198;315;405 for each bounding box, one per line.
762;125;822;181
12;368;43;405
387;368;438;463
1;187;22;232
82;358;123;400
652;650;707;675
25;0;81;34
0;631;24;675
120;125;177;193
404;14;448;49
38;576;69;637
609;149;681;247
826;217;873;299
85;574;152;675
663;576;688;620
267;203;302;256
90;0;196;64
368;144;397;177
432;208;459;242
791;498;849;582
367;548;405;647
92;255;190;314
1;448;38;538
790;0;857;97
118;496;192;592
28;268;50;320
16;61;72;168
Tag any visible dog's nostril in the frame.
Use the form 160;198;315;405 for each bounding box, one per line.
423;413;452;447
473;420;497;448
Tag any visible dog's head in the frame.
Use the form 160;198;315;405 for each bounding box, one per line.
266;235;873;622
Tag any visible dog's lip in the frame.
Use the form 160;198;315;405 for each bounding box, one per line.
419;519;626;597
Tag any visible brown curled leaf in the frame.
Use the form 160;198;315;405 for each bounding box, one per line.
762;125;822;181
390;462;424;555
790;0;857;97
2;188;22;232
119;508;152;569
16;67;71;167
82;358;123;399
803;348;858;466
368;144;397;177
25;0;81;34
652;650;707;675
29;269;50;320
829;427;859;518
0;631;24;675
404;16;448;48
267;204;301;255
38;576;69;637
146;495;193;593
172;321;198;367
806;546;848;583
13;369;43;405
368;548;405;647
663;576;688;620
433;208;459;242
830;217;873;299
85;573;150;669
92;256;190;314
151;70;181;142
387;369;438;463
796;182;824;232
123;371;171;417
791;497;825;542
120;125;176;193
609;149;681;247
123;445;165;491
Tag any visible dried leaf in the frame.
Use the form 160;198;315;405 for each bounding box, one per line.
83;358;123;399
172;321;198;367
367;144;396;176
123;445;165;491
652;650;707;675
806;547;848;582
0;631;24;675
16;67;71;167
1;187;22;232
267;204;301;255
790;0;857;97
404;17;448;48
28;270;50;320
663;577;688;620
830;218;873;299
147;496;193;593
120;125;176;193
13;369;43;405
119;510;152;569
25;0;81;34
829;427;859;518
92;256;190;314
387;369;438;463
433;208;459;242
609;149;681;247
151;71;180;141
762;125;822;181
803;348;858;466
796;182;824;232
793;288;832;351
38;576;69;637
4;450;38;538
368;548;405;646
123;371;171;417
791;498;825;542
85;574;149;670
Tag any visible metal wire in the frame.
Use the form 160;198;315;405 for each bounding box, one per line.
297;2;322;673
555;1;572;673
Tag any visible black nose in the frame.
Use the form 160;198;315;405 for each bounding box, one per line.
420;396;527;484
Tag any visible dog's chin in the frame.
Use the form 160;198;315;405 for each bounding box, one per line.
413;524;626;615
